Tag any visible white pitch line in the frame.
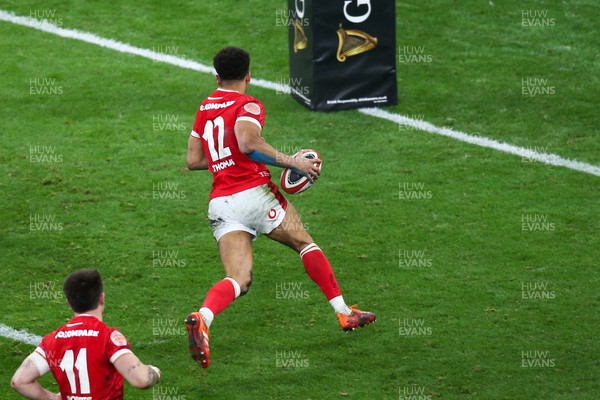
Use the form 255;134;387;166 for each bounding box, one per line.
1;8;599;180
0;323;42;346
360;108;600;176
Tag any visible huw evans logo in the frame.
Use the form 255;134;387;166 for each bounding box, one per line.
152;114;187;132
275;350;309;368
521;10;555;27
521;77;555;96
521;281;555;300
275;282;309;300
275;77;309;96
398;250;432;269
29;9;63;27
275;9;309;27
152;318;186;337
398;182;432;200
399;318;432;337
152;45;179;61
29;77;63;96
152;182;186;200
399;385;432;400
30;281;63;301
521;214;555;232
522;145;549;163
398;114;425;132
398;46;432;64
153;386;186;400
521;350;555;368
29;146;63;163
29;214;63;232
152;250;187;268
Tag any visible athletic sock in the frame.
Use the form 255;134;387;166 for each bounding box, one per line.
329;295;352;316
300;243;350;315
199;307;214;328
199;277;241;328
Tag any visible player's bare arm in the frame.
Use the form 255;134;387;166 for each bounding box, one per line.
235;120;321;180
113;352;161;389
11;357;60;400
187;135;209;170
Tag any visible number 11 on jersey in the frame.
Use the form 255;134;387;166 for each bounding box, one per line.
59;348;90;394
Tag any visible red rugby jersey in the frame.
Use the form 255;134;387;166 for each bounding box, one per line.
191;88;272;199
33;314;132;400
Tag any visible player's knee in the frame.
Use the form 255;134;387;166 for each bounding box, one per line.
238;273;253;296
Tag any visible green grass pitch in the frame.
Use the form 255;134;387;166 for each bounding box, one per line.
1;1;599;399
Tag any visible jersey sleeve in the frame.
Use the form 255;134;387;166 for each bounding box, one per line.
28;344;51;375
235;99;265;130
106;329;133;364
190;129;201;139
190;107;204;139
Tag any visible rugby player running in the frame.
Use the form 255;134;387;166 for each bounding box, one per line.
185;47;375;368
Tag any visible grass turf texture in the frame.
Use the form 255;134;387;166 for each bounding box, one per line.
0;1;599;399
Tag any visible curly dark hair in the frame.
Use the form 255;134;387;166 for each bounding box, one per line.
213;47;250;81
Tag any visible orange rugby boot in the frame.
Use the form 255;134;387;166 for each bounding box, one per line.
337;305;376;332
185;312;210;368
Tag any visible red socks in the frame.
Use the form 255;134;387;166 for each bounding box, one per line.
201;246;345;327
201;278;239;317
300;244;342;300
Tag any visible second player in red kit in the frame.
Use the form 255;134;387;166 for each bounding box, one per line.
11;270;161;400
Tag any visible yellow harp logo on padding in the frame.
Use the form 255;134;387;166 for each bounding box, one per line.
293;20;308;53
336;25;377;62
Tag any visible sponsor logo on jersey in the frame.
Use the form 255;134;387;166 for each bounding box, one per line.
200;100;235;111
110;330;128;346
243;102;261;115
56;329;99;339
66;396;92;400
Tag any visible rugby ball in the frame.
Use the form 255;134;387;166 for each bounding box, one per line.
280;149;321;195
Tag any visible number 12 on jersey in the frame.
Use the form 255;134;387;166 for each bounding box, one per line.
203;116;232;161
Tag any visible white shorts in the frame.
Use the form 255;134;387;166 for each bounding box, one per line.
208;183;288;242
